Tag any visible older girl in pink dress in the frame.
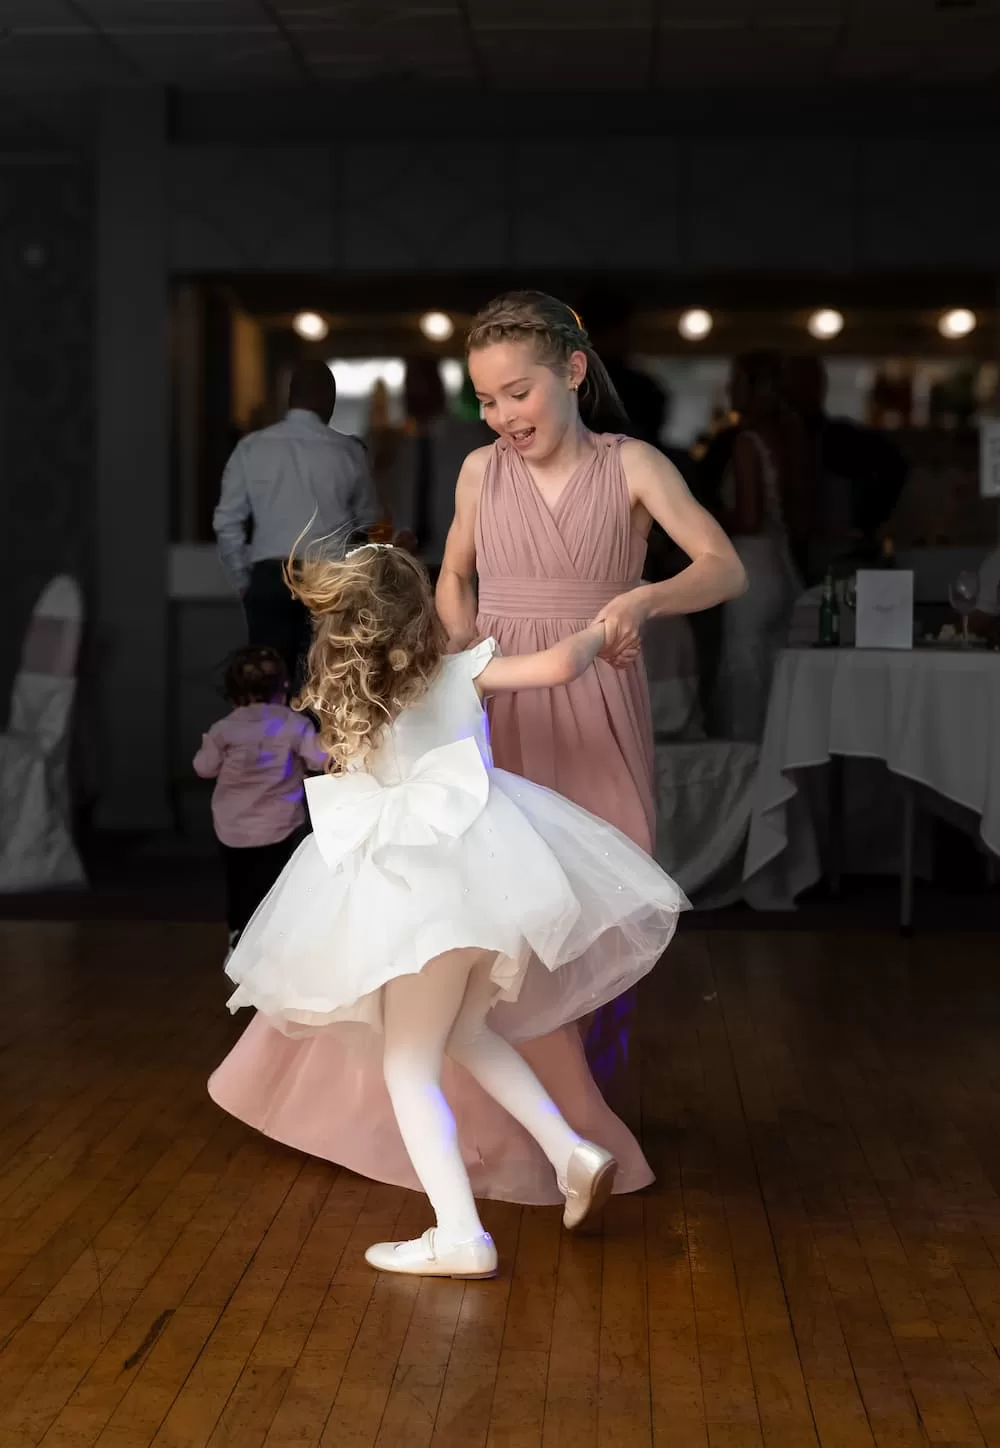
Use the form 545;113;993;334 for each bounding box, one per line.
435;291;745;1197
208;292;743;1207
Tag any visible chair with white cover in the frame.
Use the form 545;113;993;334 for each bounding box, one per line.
0;576;86;892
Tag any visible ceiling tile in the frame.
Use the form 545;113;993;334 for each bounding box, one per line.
657;26;835;82
838;10;1000;80
275;2;459;21
752;0;846;22
292;16;472;82
0;1;80;26
479;29;652;87
656;0;751;29
117;32;298;85
658;0;847;30
0;0;997;96
470;0;650;27
861;0;999;14
0;32;129;88
79;0;257;24
294;15;467;51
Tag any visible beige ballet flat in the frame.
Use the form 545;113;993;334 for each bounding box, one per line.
364;1227;498;1279
561;1142;618;1230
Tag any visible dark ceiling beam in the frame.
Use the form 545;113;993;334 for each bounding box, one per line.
170;82;1000;144
218;271;1000;315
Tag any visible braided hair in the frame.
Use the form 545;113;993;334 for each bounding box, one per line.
466;290;629;435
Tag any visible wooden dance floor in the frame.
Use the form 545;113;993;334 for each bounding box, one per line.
4;921;1000;1446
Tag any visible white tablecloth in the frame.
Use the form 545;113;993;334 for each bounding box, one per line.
743;647;1000;909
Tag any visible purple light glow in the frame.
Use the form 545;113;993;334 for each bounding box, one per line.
584;990;635;1085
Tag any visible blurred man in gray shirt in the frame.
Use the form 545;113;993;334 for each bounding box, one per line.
214;360;379;685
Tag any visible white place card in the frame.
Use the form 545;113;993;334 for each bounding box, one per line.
980;419;1000;499
854;569;914;650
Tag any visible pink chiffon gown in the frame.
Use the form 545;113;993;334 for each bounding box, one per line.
207;432;656;1203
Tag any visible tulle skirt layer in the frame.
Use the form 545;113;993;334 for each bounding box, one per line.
224;768;687;1042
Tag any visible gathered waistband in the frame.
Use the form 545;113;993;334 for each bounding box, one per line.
478;577;630;621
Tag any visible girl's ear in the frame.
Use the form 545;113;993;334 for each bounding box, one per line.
567;350;588;393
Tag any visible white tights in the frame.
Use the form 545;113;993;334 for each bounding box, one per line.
382;949;582;1243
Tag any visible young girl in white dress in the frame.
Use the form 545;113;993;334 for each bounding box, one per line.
221;543;687;1279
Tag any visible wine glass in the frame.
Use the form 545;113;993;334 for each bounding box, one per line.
949;569;980;647
842;574;857;613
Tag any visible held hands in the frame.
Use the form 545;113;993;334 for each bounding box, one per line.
593;586;652;667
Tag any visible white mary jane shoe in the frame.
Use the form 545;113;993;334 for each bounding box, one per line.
561;1141;618;1230
364;1227;498;1279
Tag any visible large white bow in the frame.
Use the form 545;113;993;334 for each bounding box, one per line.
304;736;490;872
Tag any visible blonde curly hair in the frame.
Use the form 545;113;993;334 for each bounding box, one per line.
285;544;446;771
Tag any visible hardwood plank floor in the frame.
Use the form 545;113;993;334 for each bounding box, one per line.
3;920;1000;1446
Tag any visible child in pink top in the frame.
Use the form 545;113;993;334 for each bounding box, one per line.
193;646;327;954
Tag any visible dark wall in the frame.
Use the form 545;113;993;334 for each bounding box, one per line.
0;161;93;704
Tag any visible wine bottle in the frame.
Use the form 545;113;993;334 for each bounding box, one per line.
818;568;840;647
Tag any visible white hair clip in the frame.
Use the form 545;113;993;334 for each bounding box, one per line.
346;541;395;558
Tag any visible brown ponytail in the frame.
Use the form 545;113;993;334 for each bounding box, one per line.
466;290;630;435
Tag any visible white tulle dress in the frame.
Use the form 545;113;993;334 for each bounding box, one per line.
224;639;688;1041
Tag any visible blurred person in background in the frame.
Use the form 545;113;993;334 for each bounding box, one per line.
711;349;811;741
581;285;727;718
579;286;697;583
193;646;326;961
784;354;907;568
380;356;491;588
213;360;379;688
578;287;670;449
366;377;403;526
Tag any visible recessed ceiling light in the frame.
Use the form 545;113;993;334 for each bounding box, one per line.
939;308;976;340
420;311;455;342
678;309;713;341
293;311;329;341
807;309;844;341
